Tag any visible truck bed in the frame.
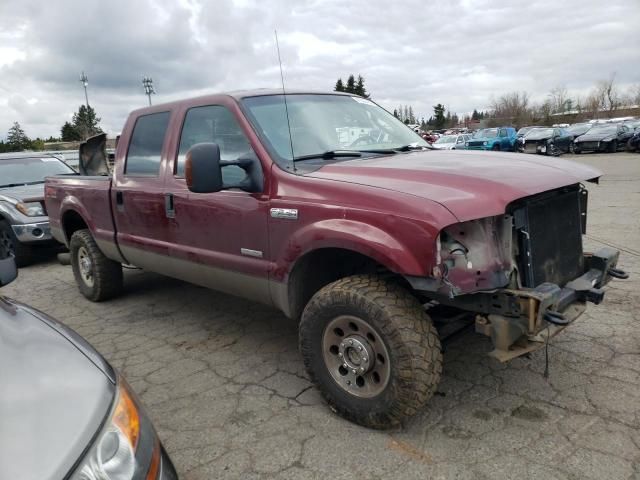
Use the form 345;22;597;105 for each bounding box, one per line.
45;175;121;261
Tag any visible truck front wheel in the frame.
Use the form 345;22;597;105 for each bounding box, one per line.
299;275;442;429
70;229;123;301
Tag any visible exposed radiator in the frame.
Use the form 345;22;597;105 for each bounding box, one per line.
512;186;586;287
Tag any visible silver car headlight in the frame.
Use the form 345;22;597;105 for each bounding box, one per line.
15;201;45;217
483;141;488;146
71;379;161;480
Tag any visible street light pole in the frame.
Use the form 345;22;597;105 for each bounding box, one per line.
80;71;89;107
142;77;155;106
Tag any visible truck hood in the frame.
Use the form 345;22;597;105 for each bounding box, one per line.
0;183;45;203
307;150;601;222
0;297;115;480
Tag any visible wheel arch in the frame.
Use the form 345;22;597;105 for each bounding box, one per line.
283;246;414;320
61;208;90;245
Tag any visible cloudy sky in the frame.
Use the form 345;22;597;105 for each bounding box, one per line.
1;0;639;139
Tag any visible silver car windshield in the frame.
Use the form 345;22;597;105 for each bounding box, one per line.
241;94;428;165
0;157;75;187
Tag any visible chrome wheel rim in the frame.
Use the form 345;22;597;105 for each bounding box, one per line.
77;246;94;287
322;315;391;398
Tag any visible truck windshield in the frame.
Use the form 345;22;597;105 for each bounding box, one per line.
241;94;428;165
0;157;75;187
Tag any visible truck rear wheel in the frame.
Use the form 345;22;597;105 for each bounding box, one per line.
299;275;442;429
70;229;123;301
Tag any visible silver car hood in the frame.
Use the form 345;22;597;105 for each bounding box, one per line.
0;297;115;480
0;183;45;203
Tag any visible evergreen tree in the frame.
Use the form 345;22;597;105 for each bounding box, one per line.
433;104;446;129
334;78;345;92
6;122;31;151
408;106;415;124
61;121;81;141
397;105;404;122
345;75;356;94
393;109;399;119
71;105;103;140
354;75;369;98
471;109;479;121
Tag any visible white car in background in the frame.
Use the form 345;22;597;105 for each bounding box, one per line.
431;134;471;150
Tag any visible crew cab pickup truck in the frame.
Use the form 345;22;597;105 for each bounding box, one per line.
45;90;627;429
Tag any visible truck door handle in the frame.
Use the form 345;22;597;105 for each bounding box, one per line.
165;193;175;218
115;191;124;212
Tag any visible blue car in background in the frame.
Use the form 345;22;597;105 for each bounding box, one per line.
464;127;517;151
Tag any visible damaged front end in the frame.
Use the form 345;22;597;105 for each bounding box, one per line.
407;184;628;361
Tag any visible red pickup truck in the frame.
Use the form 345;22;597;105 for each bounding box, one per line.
45;90;627;428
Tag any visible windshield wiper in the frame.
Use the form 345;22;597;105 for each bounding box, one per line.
293;150;363;162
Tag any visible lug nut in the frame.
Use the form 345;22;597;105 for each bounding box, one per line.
346;380;351;386
359;367;365;373
358;346;363;351
343;363;348;368
362;357;367;363
352;369;357;374
338;352;343;357
349;340;354;346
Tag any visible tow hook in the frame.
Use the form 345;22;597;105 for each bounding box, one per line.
608;267;629;280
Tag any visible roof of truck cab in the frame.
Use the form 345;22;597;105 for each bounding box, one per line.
128;89;359;116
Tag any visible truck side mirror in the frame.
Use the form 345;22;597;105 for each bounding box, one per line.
0;256;18;287
185;143;223;193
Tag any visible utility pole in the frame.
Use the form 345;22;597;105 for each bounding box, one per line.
142;77;155;106
79;71;89;107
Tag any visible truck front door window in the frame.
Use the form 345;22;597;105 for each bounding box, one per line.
124;112;170;176
176;105;253;184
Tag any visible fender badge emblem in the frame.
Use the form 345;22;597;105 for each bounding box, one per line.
270;208;298;220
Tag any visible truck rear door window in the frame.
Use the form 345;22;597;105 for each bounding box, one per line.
125;111;170;175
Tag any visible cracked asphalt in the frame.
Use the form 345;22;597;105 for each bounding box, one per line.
4;152;640;479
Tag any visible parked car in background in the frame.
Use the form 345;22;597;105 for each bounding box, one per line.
464;127;517;151
515;126;545;152
574;123;634;153
565;123;593;144
421;132;439;143
0;249;178;480
521;127;574;156
626;129;640;152
622;119;640;132
431;134;471;150
0;153;75;265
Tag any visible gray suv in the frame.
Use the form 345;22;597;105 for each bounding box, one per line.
0;153;76;265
